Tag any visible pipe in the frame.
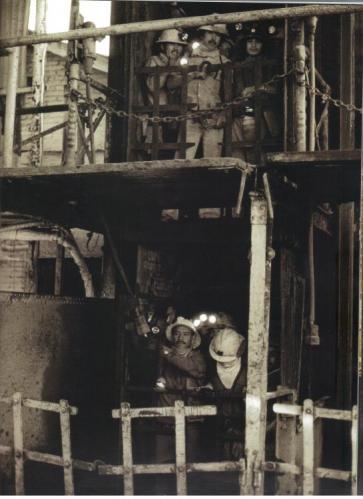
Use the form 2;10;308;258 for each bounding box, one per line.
1;5;363;49
293;20;307;152
64;62;79;167
0;228;95;297
3;47;20;167
30;0;47;167
307;17;318;152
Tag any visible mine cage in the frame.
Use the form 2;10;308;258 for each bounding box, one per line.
0;0;363;496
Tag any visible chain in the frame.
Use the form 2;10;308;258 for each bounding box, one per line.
71;68;295;124
71;66;363;123
305;79;363;114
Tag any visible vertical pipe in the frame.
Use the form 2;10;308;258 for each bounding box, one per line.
3;47;20;167
302;399;315;495
306;17;318;152
357;73;363;496
121;402;134;495
31;0;47;167
351;405;358;495
54;244;64;295
59;399;74;495
12;392;24;495
292;19;306;152
175;400;187;495
244;192;268;495
64;62;79;167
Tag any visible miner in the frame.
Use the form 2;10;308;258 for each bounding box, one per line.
168;23;230;159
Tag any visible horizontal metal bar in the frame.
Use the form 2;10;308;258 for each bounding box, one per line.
25;450;97;472
0;396;12;404
19;121;67;148
262;461;300;475
315;467;351;481
25;450;64;467
99;461;244;476
315;408;352;421
23;398;78;415
273;403;301;416
186;461;244;473
113;405;217;419
265;388;296;400
0;104;68;116
0;86;32;96
1;5;362;48
0;444;12;455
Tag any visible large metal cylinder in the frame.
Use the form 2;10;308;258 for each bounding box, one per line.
0;293;117;490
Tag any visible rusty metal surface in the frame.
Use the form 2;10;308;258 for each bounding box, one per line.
0;292;117;480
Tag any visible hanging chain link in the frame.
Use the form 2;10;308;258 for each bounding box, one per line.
71;68;295;124
70;65;363;124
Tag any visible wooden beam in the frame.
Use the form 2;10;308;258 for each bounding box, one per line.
0;158;247;179
266;150;361;166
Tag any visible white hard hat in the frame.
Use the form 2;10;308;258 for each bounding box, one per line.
199;23;228;37
156;29;187;45
209;328;245;363
166;316;201;349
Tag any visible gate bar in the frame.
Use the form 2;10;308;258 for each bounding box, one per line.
59;400;75;495
121;402;134;495
12;393;24;495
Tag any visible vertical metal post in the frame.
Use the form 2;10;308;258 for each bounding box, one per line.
306;17;318;152
54;244;64;295
292;20;306;152
358;73;363;496
302;399;314;495
340;14;355;150
121;402;134;495
337;203;354;408
223;65;233;157
30;0;47;167
175;400;187;495
12;392;24;495
351;405;358;495
151;68;160;160
3;47;20;167
59;399;74;495
244;192;268;495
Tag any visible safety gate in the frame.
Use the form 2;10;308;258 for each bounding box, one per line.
0;392;358;495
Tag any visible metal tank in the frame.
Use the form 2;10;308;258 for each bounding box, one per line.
0;292;118;491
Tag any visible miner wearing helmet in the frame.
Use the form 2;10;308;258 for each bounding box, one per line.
154;317;206;470
209;328;247;460
231;23;281;162
143;29;187;149
168;22;230;159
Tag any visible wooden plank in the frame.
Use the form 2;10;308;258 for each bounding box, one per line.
12;392;24;495
120;403;134;495
0;157;247;179
302;399;315;495
174;400;187;495
59;400;74;495
266;150;361;166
